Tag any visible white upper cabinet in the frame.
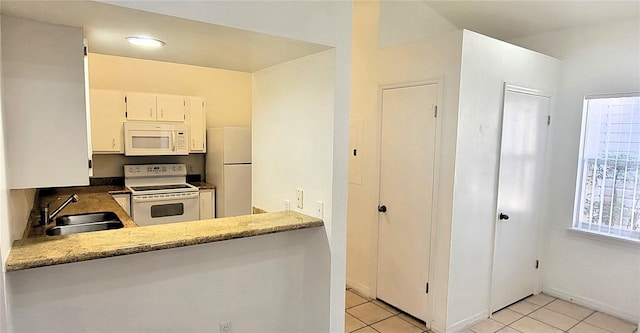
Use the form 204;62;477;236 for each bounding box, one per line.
125;92;157;121
126;93;185;122
90;89;126;153
186;97;206;153
2;16;90;188
157;94;186;122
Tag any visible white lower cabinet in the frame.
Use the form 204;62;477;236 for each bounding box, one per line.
199;189;215;219
112;193;131;215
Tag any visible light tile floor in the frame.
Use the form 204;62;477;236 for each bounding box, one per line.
463;294;638;333
346;288;430;333
346;289;639;333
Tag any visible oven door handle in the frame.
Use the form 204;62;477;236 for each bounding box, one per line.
132;193;199;203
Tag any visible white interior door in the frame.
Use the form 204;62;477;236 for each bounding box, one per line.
491;85;550;312
377;83;438;321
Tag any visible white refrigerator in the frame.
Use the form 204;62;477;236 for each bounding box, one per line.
206;127;252;217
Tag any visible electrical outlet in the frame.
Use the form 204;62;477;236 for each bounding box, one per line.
219;322;231;333
284;199;290;211
296;188;304;209
316;201;324;219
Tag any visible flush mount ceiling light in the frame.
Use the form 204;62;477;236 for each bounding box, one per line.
126;36;165;48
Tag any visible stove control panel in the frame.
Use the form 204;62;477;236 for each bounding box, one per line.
124;164;186;177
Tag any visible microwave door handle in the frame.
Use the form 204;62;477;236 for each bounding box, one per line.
172;131;176;152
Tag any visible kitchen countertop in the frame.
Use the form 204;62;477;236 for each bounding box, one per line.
25;186;135;238
7;186;322;272
189;181;215;190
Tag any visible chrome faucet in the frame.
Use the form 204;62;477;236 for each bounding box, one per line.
40;193;79;226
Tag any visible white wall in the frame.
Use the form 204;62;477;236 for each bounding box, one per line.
446;30;560;331
347;2;463;331
101;2;354;330
252;50;335;236
510;19;640;323
0;14;8;333
7;2;353;331
378;0;457;49
347;22;559;331
347;0;382;297
7;228;329;332
1;191;34;264
252;51;335;330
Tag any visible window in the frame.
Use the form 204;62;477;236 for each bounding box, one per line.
574;94;640;242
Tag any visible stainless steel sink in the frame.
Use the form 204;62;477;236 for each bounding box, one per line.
46;212;124;236
55;212;120;225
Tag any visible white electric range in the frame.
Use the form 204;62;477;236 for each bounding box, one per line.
125;164;199;226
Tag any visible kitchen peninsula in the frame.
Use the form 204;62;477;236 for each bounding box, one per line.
6;187;323;271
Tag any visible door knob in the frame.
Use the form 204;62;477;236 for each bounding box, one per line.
378;205;387;213
499;212;509;220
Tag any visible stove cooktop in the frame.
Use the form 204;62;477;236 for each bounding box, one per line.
130;184;194;191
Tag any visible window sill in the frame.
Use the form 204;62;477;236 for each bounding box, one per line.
567;228;640;247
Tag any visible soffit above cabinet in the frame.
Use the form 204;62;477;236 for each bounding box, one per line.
0;0;331;73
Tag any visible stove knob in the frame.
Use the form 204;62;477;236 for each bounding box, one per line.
128;167;134;173
178;166;183;171
172;166;176;171
135;167;140;172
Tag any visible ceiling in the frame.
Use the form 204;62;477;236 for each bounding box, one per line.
0;0;331;73
424;0;640;41
0;1;637;72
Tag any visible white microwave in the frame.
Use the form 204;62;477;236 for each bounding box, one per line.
124;122;189;156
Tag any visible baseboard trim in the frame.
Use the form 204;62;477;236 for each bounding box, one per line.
544;287;638;324
429;320;446;333
346;278;372;298
446;310;489;333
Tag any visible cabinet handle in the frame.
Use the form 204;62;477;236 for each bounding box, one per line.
192;138;195;147
161;109;164;118
149;108;153;117
112;138;115;148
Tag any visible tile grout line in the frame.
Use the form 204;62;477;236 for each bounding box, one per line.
522;312;576;332
465;295;635;333
347;297;431;333
514;303;625;333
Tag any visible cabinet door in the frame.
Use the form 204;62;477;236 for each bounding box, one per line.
3;16;89;188
112;193;131;215
187;97;206;152
126;92;156;121
199;189;215;219
90;90;125;153
157;94;185;122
